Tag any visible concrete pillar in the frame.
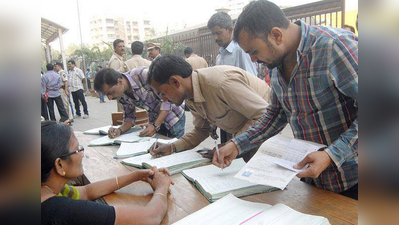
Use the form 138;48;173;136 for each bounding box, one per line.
58;28;67;69
46;42;51;64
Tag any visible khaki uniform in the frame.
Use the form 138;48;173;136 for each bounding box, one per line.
107;52;129;73
58;70;73;120
125;55;151;70
173;65;272;152
107;52;128;111
185;54;208;70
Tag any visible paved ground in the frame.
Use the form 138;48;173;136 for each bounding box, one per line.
56;93;294;149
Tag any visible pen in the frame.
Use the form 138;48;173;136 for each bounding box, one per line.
215;140;220;158
111;124;117;137
154;136;159;149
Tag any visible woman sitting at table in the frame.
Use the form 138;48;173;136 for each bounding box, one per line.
41;121;173;225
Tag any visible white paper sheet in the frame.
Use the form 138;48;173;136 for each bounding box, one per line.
235;135;326;190
173;194;330;225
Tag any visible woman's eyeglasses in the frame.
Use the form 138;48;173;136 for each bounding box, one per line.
60;145;85;158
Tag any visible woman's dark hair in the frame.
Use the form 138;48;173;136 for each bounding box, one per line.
233;0;290;43
147;54;192;85
41;121;72;183
94;68;123;92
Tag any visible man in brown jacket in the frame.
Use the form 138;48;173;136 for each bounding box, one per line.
147;54;271;158
125;41;151;70
184;47;208;70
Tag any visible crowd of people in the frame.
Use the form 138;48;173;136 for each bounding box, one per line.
41;1;358;224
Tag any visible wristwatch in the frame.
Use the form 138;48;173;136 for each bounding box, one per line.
151;123;160;132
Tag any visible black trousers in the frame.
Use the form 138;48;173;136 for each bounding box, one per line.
47;96;68;122
41;97;49;120
340;183;358;200
307;179;358;200
87;79;92;90
71;89;88;116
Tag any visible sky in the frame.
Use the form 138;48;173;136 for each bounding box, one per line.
41;0;358;51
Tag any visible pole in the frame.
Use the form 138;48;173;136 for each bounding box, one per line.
77;0;90;94
341;0;346;28
58;28;67;70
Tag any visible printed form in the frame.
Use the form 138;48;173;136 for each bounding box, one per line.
235;135;326;190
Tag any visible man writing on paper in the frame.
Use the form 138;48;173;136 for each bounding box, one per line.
147;54;271;159
94;67;186;139
214;1;358;199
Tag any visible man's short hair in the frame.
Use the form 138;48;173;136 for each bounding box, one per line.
131;41;144;55
55;62;63;69
94;68;123;93
207;12;233;30
343;25;356;33
46;63;54;71
233;0;290;43
184;47;193;55
147;54;192;85
113;39;124;48
68;60;76;65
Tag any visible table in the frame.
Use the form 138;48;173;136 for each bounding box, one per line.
76;132;358;225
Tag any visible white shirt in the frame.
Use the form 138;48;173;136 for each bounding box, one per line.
68;67;85;92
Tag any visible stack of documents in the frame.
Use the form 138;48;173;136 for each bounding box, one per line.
114;138;178;158
235;135;326;190
173;194;330;225
182;158;275;202
121;149;211;175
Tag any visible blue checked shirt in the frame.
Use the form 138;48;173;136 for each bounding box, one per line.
119;66;185;130
233;21;358;193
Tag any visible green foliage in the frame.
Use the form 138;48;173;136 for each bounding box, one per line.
66;42;114;70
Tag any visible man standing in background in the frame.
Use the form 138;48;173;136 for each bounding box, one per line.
107;39;129;73
68;60;89;119
54;62;74;121
125;41;151;70
41;63;68;122
207;12;258;76
184;47;208;70
147;43;161;60
108;39;129;111
85;68;92;90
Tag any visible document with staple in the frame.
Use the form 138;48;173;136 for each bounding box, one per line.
121;148;211;175
173;194;330;225
235;135;326;190
182;158;276;202
114;138;178;158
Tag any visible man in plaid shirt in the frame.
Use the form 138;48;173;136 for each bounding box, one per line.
214;0;358;199
94;67;185;139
